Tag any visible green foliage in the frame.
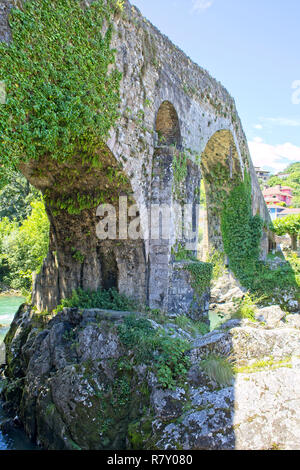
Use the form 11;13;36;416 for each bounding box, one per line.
201;161;299;307
71;249;85;264
0;199;49;290
273;214;300;236
172;150;188;200
272;214;300;250
231;293;263;322
184;261;213;297
252;258;299;298
220;173;299;300
0;172;41;222
199;180;206;208
0;217;18;280
172;243;197;262
174;315;210;337
286;251;300;279
118;315;191;390
200;355;234;387
54;287;138;313
0;0;121;169
221;173;264;289
207;249;227;280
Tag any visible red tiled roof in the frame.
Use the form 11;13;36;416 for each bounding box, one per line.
263;188;287;196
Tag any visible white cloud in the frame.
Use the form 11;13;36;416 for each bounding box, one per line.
253;124;263;130
192;0;214;12
259;117;300;127
248;138;300;173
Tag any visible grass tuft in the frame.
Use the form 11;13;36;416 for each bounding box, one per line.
199;355;234;386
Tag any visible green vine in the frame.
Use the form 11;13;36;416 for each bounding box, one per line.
71;248;85;264
184;261;213;297
172;150;188;201
0;0;122;172
221;172;263;289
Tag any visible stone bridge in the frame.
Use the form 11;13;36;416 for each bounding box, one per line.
0;0;272;316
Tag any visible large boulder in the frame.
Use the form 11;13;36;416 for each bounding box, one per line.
2;305;300;450
254;305;286;327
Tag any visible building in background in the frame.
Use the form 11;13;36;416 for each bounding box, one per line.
275;171;290;179
268;205;287;221
277;207;300;218
255;166;271;183
263;185;293;207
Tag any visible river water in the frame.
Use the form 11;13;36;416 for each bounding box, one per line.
0;295;38;450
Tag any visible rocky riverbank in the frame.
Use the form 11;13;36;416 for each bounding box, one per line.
1;292;300;450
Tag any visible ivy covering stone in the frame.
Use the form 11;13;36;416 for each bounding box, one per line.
0;0;122;181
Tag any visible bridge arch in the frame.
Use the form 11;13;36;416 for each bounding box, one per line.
21;144;148;311
199;129;244;260
155;101;181;148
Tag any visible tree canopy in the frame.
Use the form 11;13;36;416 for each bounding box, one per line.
0;200;49;290
0;172;41;222
272;214;300;250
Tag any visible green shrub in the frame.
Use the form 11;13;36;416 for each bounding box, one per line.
207;249;227;280
200;355;234;387
184;261;213;297
118;315;191;390
54;287;138;313
231;293;262;322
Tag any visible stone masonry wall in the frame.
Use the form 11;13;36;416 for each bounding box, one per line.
0;0;272;315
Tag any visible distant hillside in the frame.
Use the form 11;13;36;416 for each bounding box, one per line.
268;163;300;208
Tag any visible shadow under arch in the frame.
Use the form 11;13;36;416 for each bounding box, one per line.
20;144;148;312
199;129;243;260
155;100;181;148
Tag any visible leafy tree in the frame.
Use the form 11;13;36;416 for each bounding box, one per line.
0;172;41;222
286;163;300;173
272;214;300;250
0;200;49;290
0;217;18;281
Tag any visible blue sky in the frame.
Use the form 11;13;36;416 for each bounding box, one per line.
132;0;300;174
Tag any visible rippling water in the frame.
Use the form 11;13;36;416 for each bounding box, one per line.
0;295;38;451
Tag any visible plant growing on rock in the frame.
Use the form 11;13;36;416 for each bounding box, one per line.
199;354;234;387
53;287;138;313
231;293;262;322
117;315;191;390
272;214;300;251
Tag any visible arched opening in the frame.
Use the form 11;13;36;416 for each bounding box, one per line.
198;130;243;260
21;145;147;312
147;101;182;310
155;101;181;148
